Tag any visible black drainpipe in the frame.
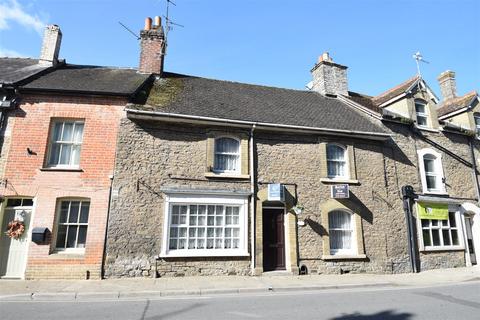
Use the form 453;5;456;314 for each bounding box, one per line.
401;185;419;273
469;138;480;203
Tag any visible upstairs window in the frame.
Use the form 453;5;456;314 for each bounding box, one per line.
47;120;84;168
326;144;348;179
213;137;240;173
415;101;428;127
418;149;446;194
474;114;480;137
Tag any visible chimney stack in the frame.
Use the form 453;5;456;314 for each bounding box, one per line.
139;16;166;75
39;24;62;65
437;70;457;101
310;52;348;97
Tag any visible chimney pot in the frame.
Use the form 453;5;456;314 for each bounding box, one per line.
154;16;161;29
144;17;152;31
437;70;457;101
318;52;332;63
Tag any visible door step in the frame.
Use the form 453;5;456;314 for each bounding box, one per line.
262;270;293;276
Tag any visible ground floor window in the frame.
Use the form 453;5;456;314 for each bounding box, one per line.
161;194;248;257
421;211;462;250
55;199;90;252
328;210;355;255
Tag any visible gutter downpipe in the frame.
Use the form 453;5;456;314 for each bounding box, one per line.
250;124;256;275
469;138;480;203
401;186;419;273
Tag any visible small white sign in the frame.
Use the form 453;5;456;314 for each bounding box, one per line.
268;184;285;202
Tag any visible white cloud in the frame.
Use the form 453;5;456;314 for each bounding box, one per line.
0;0;45;34
0;47;26;57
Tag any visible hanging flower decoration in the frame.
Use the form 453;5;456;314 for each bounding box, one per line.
5;220;25;239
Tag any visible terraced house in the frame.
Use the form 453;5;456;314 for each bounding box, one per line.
0;25;151;279
103;18;479;278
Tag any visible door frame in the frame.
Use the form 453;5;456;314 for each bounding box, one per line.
0;197;35;279
262;205;290;272
460;203;480;267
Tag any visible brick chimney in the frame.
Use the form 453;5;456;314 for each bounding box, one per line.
139;16;166;75
310;52;348;97
39;24;62;65
437;70;457;101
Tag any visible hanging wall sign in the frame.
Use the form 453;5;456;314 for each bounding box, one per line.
268;183;285;202
417;202;449;220
331;184;349;199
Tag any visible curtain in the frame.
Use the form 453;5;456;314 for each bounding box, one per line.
327;144;346;177
329;211;352;251
214;138;240;172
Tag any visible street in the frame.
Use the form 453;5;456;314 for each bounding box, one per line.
1;281;479;320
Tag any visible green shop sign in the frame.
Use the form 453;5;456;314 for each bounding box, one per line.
417;202;449;220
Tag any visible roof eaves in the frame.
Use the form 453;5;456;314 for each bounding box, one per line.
125;107;391;141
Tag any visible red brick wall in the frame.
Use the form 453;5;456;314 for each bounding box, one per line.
1;94;127;279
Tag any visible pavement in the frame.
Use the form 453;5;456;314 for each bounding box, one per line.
0;266;479;301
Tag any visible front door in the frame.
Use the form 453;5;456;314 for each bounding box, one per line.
263;208;285;271
465;216;477;265
0;198;33;278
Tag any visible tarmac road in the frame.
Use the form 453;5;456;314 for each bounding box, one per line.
1;281;479;319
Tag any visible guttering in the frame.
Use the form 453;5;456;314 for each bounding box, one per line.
125;108;391;141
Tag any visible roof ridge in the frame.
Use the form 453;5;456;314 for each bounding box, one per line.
373;75;419;102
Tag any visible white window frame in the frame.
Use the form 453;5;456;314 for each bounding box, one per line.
328;209;357;255
53;198;90;254
46;119;85;169
417;148;446;195
415;100;429;128
474;114;480;138
417;204;465;251
326;143;349;180
213;137;241;174
160;193;249;257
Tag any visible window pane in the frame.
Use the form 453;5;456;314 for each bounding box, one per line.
53;122;63;141
451;230;459;245
56;225;67;248
327;145;345;161
327;161;345;178
423;158;435;173
169;239;177;249
6;199;22;207
59;202;69;223
423;230;431;246
68;201;80;223
22;199;33;206
59;144;72;165
421;219;429;228
79;202;90;223
417;116;427;126
432;229;441;246
426;175;437;190
442;230;451;246
74;123;84;143
415;104;425;113
77;226;87;248
66;225;78;248
329;211;351;229
62;123;74;141
49;143;60;165
449;213;456;227
72;145;81;166
215;138;239;153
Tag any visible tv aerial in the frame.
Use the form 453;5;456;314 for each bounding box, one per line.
413;51;429;77
164;0;184;46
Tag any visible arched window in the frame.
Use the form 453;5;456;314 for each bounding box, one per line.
328;210;354;254
214;137;240;173
326;144;348;179
415;100;428;127
418;148;445;194
474;113;480;137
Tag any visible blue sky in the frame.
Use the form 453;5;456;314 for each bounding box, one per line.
0;0;478;97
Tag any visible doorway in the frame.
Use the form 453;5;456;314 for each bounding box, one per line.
263;207;286;271
0;198;33;278
465;216;477;265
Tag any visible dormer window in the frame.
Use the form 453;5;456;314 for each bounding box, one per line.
474;113;480;137
213;137;240;173
415;100;428;127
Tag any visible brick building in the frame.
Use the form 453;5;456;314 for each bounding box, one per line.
104;19;479;277
0;25;151;279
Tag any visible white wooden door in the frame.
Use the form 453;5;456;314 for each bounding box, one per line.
0;202;32;278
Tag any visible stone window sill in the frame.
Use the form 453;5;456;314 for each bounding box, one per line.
420;246;464;253
416;125;440;133
40;167;83;172
48;252;85;259
320;178;360;185
322;254;367;261
205;172;250;180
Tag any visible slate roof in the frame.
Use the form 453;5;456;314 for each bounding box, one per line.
22;64;151;96
0;58;51;85
345;91;381;114
372;76;419;107
437;91;479;118
129;73;386;134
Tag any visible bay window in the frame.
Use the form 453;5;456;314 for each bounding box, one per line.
161;194;248;257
